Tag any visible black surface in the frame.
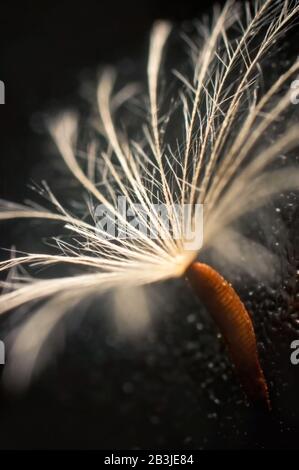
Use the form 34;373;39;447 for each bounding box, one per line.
0;0;299;450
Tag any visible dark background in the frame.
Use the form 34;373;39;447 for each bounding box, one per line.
0;0;225;202
0;0;299;450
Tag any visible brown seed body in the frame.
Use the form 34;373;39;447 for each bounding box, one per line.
186;262;270;410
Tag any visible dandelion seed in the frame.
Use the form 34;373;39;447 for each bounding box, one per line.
0;0;299;407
